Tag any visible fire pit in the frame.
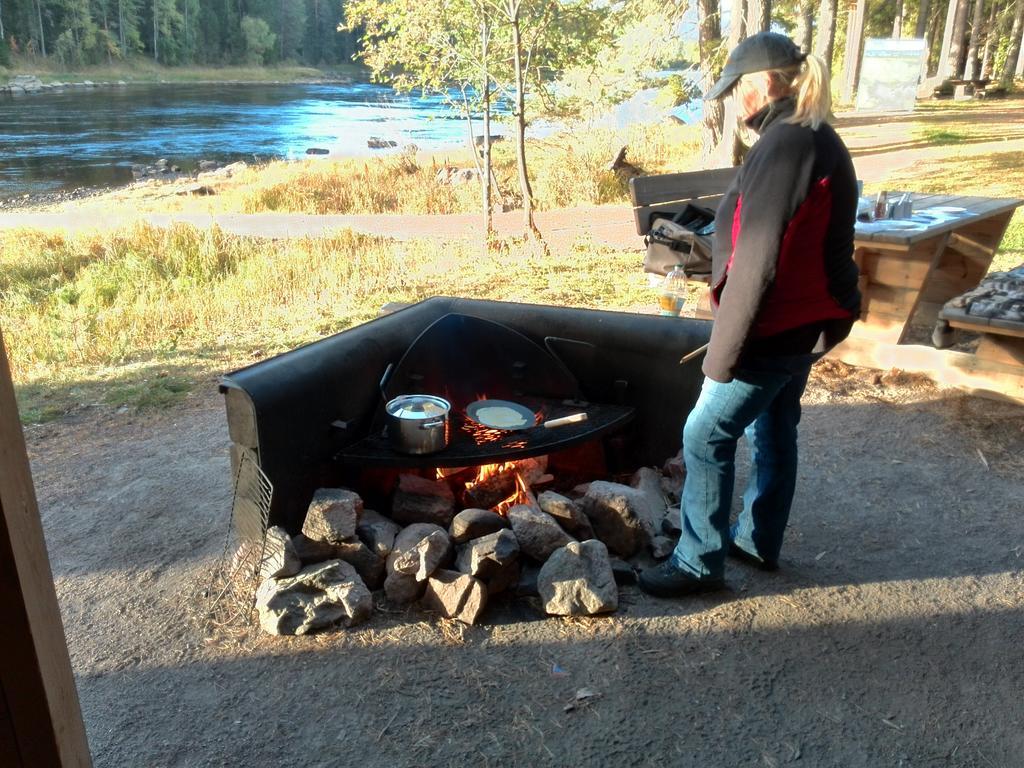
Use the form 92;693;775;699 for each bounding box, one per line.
218;297;710;633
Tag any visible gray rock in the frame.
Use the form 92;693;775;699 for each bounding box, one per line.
650;535;676;561
292;533;340;564
538;540;618;616
450;508;508;543
357;509;401;558
609;557;637;585
579;481;651;557
537;491;595;540
391;474;456;527
255;560;372;635
392;523;448;556
260;526;301;580
507;504;576;562
333;538;386;590
391;530;452;582
422;570;488;625
455;529;521;594
629;467;671;535
302;488;363;543
661;475;683;504
662;506;682;537
384;569;425;603
516;563;541;596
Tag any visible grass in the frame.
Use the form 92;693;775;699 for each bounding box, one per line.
919;128;968;145
5;105;1024;423
0;224;653;421
876;149;1024;273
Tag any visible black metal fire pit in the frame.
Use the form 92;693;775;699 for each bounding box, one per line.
220;297;711;531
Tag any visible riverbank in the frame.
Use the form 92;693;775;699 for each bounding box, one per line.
1;58;365;85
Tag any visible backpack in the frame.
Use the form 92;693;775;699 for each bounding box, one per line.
642;203;716;277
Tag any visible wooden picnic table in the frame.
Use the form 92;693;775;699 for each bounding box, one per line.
850;192;1023;344
630;170;1024;401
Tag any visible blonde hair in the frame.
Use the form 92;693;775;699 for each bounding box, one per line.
770;54;831;130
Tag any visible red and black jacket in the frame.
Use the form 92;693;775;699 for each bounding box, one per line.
703;97;861;383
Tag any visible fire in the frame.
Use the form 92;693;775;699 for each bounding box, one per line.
493;472;532;515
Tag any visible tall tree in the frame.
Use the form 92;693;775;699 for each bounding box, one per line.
964;0;986;77
893;0;906;36
915;0;932;37
698;0;724;166
948;0;971;76
814;0;839;73
795;0;815;51
1003;0;1024;81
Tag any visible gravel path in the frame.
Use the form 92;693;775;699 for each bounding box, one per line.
26;366;1024;767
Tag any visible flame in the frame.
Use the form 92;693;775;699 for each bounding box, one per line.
493;472;531;515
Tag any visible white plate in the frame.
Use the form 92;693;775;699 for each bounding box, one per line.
925;206;968;215
880;220;925;230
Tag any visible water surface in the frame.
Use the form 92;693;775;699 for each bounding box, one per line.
0;82;486;198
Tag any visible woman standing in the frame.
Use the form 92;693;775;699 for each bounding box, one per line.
640;32;862;597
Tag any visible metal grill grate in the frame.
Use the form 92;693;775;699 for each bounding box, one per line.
200;449;274;638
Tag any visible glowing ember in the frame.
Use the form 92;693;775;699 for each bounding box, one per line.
493;472;531;515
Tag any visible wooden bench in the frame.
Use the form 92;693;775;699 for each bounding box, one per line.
937;306;1024;367
629;168;737;317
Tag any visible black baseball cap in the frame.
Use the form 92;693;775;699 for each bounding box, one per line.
704;32;806;101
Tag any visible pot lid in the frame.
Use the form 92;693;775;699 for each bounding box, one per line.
386;395;450;419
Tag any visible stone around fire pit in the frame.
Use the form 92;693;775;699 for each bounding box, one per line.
357;509;401;558
391;474;456;527
292;533;339;564
538;540;618;616
630;467;671;534
536;491;595;540
333;539;387;590
422;569;488;625
450;508;508;543
392;530;453;582
508;504;576;562
302;488;363;543
260;526;301;580
579;481;651;557
650;535;676;561
385;525;454;603
455;528;520;594
256;559;372;635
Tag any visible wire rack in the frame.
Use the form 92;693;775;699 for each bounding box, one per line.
200;449;274;637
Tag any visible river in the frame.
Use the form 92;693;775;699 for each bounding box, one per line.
0;82;490;199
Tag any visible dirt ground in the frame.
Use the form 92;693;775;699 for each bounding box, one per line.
24;358;1024;768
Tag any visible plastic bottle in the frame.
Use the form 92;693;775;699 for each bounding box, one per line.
658;264;688;316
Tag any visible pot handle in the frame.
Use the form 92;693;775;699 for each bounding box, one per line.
379;363;394;400
419;419;445;429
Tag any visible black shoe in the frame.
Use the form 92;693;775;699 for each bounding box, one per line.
728;542;779;572
638;561;725;598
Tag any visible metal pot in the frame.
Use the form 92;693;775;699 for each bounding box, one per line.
384;394;451;455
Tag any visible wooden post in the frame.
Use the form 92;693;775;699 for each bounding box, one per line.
937;0;960;77
841;0;868;103
0;328;92;768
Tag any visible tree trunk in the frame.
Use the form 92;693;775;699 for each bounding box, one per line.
712;0;747;167
153;0;159;63
948;0;971;77
893;0;905;37
36;0;46;56
480;12;493;237
814;0;838;69
915;0;932;36
1;0;5;43
508;1;539;239
796;0;814;51
747;0;771;32
978;0;998;78
964;0;985;78
1004;0;1024;82
698;0;724;166
841;0;867;102
937;0;959;75
119;0;126;56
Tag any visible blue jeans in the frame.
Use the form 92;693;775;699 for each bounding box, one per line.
671;354;818;579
